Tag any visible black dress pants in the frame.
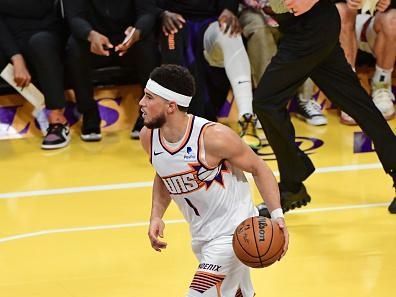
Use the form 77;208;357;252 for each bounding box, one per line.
159;19;230;122
66;33;159;114
253;0;396;185
0;30;67;110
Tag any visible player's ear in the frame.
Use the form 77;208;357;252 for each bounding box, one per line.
167;101;178;113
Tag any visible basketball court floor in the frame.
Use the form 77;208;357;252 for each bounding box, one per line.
0;111;395;297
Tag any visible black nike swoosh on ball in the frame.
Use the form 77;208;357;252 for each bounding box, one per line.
153;151;164;156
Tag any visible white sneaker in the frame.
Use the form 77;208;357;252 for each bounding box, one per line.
239;113;261;150
33;108;49;135
41;123;70;150
372;88;395;120
295;98;328;126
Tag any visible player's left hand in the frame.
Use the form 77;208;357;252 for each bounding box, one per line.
115;27;140;56
218;9;241;36
285;0;319;16
274;217;289;259
376;0;391;12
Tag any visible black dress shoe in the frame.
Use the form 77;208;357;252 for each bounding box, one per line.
281;183;311;212
256;183;311;217
388;197;396;214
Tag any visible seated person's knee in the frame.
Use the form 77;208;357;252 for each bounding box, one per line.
376;9;396;36
336;3;357;30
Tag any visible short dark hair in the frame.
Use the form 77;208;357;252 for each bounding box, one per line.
149;64;196;98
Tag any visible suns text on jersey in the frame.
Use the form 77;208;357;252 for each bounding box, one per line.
162;171;201;194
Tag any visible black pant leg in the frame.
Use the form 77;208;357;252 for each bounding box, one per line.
253;31;336;184
254;0;343;184
65;36;99;113
311;43;396;173
0;51;7;70
159;25;217;121
24;31;66;110
253;49;319;184
159;28;188;66
121;33;160;86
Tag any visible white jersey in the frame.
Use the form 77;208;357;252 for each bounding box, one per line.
150;115;258;243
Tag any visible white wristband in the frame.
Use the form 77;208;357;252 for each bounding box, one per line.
270;208;284;219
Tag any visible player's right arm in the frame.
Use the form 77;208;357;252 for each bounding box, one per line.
140;127;171;252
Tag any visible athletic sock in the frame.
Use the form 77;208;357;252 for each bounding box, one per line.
221;35;253;117
372;65;393;91
298;79;314;103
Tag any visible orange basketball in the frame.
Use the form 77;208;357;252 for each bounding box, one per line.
232;216;285;268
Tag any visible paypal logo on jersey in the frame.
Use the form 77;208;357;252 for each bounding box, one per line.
184;146;196;161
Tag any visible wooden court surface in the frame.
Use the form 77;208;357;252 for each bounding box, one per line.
0;111;395;297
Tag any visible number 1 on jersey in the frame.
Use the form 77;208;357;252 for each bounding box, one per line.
184;198;200;216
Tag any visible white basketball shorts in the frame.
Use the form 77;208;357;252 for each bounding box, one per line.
186;235;255;297
355;14;376;55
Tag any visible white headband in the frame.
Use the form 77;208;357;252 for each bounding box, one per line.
146;79;192;107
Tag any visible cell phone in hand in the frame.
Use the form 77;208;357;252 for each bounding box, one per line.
121;28;136;45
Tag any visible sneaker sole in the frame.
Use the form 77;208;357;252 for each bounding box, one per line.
383;111;395;121
282;195;311;213
340;118;357;126
80;134;102;142
296;114;327;126
41;138;71;150
130;131;140;140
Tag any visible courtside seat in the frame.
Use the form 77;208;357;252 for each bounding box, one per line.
0;66;139;96
91;66;138;87
0;78;14;96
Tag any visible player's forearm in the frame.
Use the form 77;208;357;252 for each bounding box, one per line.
252;161;281;212
150;195;171;220
150;174;172;220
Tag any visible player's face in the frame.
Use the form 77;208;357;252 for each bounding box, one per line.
139;89;167;129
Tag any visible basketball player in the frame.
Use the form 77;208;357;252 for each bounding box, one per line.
139;64;289;296
253;0;396;215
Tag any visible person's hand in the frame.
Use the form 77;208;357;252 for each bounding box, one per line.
148;217;167;252
161;10;186;36
115;26;141;56
11;54;31;88
346;0;363;10
376;0;391;12
243;0;265;9
87;30;113;56
273;217;289;258
218;9;241;36
284;0;319;16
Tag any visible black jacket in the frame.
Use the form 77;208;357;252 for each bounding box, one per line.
65;0;158;41
157;0;239;20
0;0;62;59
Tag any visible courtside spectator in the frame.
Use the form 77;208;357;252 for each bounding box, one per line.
0;0;74;149
65;0;160;141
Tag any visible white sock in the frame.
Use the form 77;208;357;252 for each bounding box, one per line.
217;33;253;118
372;65;393;90
298;79;314;103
